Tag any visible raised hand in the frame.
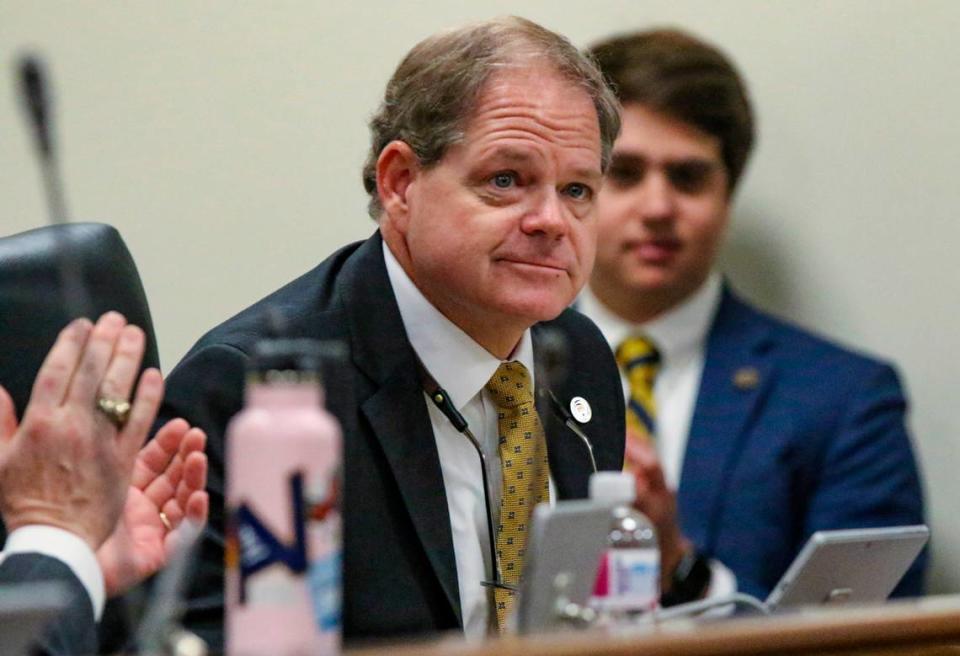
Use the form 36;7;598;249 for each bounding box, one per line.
97;417;209;597
625;430;692;590
0;313;163;551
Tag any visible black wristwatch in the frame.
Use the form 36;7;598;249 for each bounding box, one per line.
660;550;712;607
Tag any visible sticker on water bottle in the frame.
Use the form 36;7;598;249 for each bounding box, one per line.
309;550;342;630
229;473;313;605
608;549;660;611
306;473;342;633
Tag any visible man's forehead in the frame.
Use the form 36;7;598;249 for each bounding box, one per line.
611;149;721;167
475;62;584;107
455;64;602;165
618;103;721;160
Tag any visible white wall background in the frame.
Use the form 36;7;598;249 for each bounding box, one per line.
3;1;958;592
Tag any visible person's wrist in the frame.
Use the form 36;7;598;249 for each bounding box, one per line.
659;534;691;593
4;525;107;620
660;545;712;607
2;508;105;551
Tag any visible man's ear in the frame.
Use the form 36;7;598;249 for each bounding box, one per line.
377;140;420;233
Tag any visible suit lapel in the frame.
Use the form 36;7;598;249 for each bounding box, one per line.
678;289;776;553
341;233;461;625
532;321;622;499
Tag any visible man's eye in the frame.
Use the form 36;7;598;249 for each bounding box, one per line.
607;163;644;188
666;162;715;194
491;172;516;189
564;183;592;201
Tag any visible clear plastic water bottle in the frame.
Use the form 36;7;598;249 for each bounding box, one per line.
225;339;342;656
589;471;660;622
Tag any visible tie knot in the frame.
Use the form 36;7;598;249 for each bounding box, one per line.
486;361;535;409
616;335;660;374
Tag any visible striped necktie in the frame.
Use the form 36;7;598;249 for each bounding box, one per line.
485;361;549;631
616;335;661;448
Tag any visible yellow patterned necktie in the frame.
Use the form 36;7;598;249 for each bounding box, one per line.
616;335;661;451
485;361;549;632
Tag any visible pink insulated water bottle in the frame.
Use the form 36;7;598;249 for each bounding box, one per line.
225;339;342;656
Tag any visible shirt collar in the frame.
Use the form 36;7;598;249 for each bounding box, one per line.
383;242;535;411
578;273;722;363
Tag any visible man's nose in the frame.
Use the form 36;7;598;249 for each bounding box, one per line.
521;190;569;238
637;171;677;222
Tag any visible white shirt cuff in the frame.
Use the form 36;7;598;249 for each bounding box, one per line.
705;558;737;599
2;525;106;620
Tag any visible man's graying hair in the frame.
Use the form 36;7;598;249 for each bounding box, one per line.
362;16;621;219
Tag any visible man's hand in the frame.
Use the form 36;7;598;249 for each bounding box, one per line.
97;418;209;596
625;430;693;592
0;313;163;551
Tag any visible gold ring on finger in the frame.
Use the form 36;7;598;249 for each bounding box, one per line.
96;397;131;430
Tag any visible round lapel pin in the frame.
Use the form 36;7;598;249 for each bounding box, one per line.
569;396;592;423
733;366;760;390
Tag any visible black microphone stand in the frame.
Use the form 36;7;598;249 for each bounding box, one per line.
17;54;90;319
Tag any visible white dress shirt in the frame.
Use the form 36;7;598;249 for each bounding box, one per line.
383;243;549;639
578;274;736;596
0;525;105;620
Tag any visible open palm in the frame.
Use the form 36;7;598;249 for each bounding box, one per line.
97;418;208;597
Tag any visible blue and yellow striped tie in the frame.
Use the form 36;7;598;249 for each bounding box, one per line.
616;335;661;449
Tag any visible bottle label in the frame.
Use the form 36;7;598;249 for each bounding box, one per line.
305;469;342;631
593;548;659;612
226;470;341;630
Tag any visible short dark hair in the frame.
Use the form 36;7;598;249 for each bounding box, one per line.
362;16;621;219
589;28;755;192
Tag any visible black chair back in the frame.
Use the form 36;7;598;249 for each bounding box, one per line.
0;222;160;419
0;222;162;650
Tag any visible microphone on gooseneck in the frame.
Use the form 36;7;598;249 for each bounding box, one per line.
17;54;90;318
537;328;598;473
19;57;53;159
537;327;569;390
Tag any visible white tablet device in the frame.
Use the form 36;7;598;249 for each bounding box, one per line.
514;499;612;635
765;525;929;611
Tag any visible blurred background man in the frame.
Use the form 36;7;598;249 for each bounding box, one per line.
0;313;208;655
580;28;926;604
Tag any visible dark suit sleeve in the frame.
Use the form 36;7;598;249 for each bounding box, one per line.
803;363;927;596
0;553;97;656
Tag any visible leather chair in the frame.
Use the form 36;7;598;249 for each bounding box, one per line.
0;222;160;419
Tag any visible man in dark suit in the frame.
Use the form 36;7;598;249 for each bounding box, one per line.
160;16;625;647
579;29;926;604
0;312;209;656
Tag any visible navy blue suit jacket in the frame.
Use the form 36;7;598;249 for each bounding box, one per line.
678;289;926;599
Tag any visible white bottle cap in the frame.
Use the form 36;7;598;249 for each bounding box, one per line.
589;471;636;504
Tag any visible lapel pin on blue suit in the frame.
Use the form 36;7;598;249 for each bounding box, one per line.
569;396;592;423
733;367;760;391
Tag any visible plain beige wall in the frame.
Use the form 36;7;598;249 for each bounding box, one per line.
3;1;958;593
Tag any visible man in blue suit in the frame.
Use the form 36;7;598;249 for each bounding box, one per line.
579;28;926;604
